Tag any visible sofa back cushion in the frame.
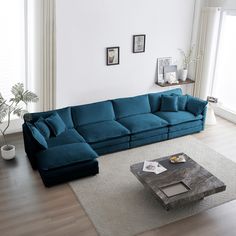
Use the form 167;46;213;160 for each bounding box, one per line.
148;88;182;113
72;101;115;127
24;107;74;129
112;94;151;119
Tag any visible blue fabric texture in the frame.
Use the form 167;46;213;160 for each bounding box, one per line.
26;122;48;149
77;120;130;143
171;94;188;111
46;129;85;148
24;107;74;129
168;125;203;139
36;143;98;170
91;136;129;149
94;143;130;156
34;117;50;138
117;113;168;134
149;88;182;112
72;101;115;127
155;111;203;125
186;96;208;116
112;94;151;119
45;112;66;136
169;120;202;132
160;95;178;112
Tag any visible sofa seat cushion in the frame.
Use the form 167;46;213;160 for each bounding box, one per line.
36;143;98;171
155;111;203;125
117;113;168;134
169;120;203;132
77;120;130;143
46;129;85;148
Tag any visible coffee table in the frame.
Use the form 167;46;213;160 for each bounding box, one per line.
130;153;226;210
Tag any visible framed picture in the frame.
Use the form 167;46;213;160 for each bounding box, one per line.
106;47;119;66
157;57;172;83
133;34;146;53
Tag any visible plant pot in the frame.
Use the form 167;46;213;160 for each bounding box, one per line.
179;69;188;81
1;145;16;160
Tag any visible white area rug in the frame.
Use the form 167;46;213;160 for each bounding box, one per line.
70;136;236;236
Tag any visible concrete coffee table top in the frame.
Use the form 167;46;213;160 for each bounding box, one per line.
130;153;226;210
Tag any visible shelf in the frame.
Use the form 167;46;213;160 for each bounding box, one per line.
156;78;195;87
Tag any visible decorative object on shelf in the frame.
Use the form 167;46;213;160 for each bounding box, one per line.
0;83;38;160
106;47;120;66
178;45;200;81
157;57;172;84
156;78;195;87
133;34;146;53
164;65;178;84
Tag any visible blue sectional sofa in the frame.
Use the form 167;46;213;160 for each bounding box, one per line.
22;88;208;187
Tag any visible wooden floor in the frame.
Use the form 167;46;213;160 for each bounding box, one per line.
0;116;236;236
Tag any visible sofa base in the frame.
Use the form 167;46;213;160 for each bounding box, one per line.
168;125;203;139
130;133;168;148
94;142;129;155
38;159;99;187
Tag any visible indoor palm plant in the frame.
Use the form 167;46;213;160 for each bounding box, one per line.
0;83;38;160
178;45;200;81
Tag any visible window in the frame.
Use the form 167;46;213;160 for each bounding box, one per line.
0;0;26;101
212;11;236;113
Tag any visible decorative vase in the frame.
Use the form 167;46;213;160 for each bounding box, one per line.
179;69;188;81
1;145;16;160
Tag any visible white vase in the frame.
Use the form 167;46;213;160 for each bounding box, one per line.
179;69;188;81
1;145;16;160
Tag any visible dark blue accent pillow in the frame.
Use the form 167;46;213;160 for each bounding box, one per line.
26;122;48;149
186;96;208;116
171;94;188;111
160;95;178;112
34;117;50;138
45;112;66;136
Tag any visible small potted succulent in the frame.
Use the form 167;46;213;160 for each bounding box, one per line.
0;83;38;160
178;45;200;81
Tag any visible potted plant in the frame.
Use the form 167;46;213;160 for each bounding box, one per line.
178;45;200;81
0;83;38;160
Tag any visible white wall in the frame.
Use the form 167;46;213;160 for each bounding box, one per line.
207;0;236;9
56;0;195;108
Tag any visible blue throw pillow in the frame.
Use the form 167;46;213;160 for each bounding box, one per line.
45;112;66;136
34;117;50;138
26;122;48;149
171;94;188;111
186;96;208;116
160;95;178;112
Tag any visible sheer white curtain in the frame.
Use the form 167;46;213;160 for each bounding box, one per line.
194;7;221;99
26;0;56;112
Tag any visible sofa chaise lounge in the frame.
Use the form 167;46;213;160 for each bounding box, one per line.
23;88;208;187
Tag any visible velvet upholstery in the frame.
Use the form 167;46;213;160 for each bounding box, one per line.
77;120;130;143
155;111;203;125
46;129;85;148
171;94;188;111
24;107;74;129
45;112;66;136
186;95;208;116
22;88;207;187
34;117;51;138
26;122;48;150
148;88;182;113
160;95;178;112
72;101;115;127
117;113;168;134
112;94;151;119
36;143;97;170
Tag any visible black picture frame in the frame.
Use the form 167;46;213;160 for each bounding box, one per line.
133;34;146;53
106;47;120;66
